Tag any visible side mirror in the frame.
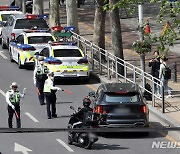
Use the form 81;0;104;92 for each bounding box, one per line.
88;91;96;97
34;52;39;55
0;21;6;27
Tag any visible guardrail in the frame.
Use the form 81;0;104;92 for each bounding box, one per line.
70;31;166;113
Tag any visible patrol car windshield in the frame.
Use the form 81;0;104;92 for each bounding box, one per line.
1;14;11;21
103;93;140;103
53;49;82;57
28;36;54;44
14;19;49;29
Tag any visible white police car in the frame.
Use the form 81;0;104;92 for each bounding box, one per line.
9;30;55;69
37;42;90;81
1;14;49;49
0;6;23;40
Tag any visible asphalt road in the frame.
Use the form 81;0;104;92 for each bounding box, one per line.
0;1;180;154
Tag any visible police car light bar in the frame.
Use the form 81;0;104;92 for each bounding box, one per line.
19;44;36;51
38;14;48;19
51;26;64;31
0;6;20;11
44;57;62;65
49;41;76;46
24;30;48;33
64;26;75;31
26;14;48;19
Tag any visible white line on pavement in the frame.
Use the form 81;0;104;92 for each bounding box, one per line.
56;139;74;152
25;112;39;123
0;50;8;59
0;89;6;97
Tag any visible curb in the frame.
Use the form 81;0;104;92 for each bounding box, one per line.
148;105;180;127
90;72;180;127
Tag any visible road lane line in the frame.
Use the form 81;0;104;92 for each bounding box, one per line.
56;139;74;152
0;89;6;97
86;84;179;143
25;112;39;123
0;50;8;59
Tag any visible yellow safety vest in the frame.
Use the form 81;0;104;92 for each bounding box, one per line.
43;78;51;93
9;90;20;105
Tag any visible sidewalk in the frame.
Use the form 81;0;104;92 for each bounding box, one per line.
58;1;180;127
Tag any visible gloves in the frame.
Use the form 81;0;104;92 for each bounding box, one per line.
57;87;61;91
61;89;64;91
34;81;36;85
11;105;15;110
23;88;26;95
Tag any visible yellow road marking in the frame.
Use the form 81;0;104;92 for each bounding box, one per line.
86;84;178;143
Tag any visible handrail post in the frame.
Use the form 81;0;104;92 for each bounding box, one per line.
115;57;118;82
152;77;155;107
107;53;110;80
124;62;127;83
162;85;165;113
133;66;136;83
91;44;94;71
99;49;102;75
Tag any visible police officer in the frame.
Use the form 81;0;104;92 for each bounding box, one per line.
33;56;49;105
6;82;26;128
44;72;63;119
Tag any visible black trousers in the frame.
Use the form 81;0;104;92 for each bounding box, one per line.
36;81;45;105
44;92;57;118
7;105;21;128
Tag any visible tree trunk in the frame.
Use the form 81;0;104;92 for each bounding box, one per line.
49;0;60;28
66;0;79;34
93;0;106;61
33;0;43;14
109;0;124;75
15;0;22;10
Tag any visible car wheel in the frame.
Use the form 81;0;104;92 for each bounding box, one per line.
18;56;23;69
9;48;14;62
1;38;6;49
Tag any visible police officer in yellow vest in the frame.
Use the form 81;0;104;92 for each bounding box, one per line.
6;82;26;128
44;72;63;119
34;56;49;105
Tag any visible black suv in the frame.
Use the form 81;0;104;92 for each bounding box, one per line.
88;82;149;128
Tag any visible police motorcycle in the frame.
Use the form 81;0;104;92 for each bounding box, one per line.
67;105;107;149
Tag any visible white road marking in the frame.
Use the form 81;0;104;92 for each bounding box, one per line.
0;89;6;97
56;139;74;152
0;50;8;59
14;142;32;154
25;112;39;123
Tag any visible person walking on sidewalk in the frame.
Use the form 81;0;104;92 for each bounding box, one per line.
34;56;49;105
6;82;26;128
43;72;64;119
149;51;161;95
159;56;172;98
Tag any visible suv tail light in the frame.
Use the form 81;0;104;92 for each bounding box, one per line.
141;105;147;114
11;33;15;40
95;105;104;114
77;58;88;64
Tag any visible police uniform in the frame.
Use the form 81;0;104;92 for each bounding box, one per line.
43;76;61;119
34;64;49;105
6;89;25;128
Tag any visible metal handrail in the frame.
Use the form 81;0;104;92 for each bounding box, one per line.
70;31;165;113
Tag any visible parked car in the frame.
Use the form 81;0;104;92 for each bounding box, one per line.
88;82;149;131
1;14;49;49
9;30;55;68
0;6;23;41
35;42;90;81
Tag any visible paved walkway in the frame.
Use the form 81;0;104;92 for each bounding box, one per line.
58;1;180;126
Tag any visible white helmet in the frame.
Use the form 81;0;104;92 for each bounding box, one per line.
10;82;18;89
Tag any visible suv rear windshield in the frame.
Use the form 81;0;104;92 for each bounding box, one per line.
28;36;54;44
53;49;82;57
104;92;140;103
14;18;49;29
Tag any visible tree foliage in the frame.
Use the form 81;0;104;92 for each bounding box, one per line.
104;0;180;52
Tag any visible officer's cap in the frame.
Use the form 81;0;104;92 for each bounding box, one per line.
38;56;44;61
